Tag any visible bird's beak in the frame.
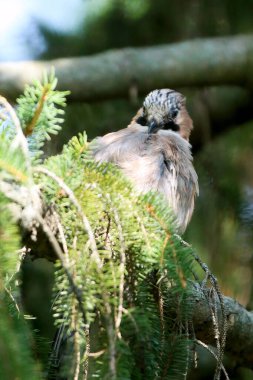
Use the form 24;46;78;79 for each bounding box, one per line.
148;120;159;134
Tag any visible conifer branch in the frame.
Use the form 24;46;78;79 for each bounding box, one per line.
191;284;253;370
36;213;87;326
35;166;102;268
23;86;49;137
176;236;228;378
2;161;252;373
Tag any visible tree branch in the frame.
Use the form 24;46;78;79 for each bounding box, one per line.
2;180;253;371
191;284;253;370
1;35;253;102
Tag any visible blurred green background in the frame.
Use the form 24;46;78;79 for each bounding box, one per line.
2;0;253;378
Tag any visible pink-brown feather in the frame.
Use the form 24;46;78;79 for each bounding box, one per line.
91;89;198;233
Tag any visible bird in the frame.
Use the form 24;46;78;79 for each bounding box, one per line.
91;89;199;233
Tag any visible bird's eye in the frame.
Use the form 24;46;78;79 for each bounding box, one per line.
163;120;180;132
170;109;178;119
136;116;147;126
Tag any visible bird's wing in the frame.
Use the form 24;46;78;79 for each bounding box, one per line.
155;133;199;232
90;124;147;164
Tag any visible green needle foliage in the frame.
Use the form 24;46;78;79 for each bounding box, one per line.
38;133;195;379
0;194;40;380
0;72;69;380
17;69;70;163
0;72;214;380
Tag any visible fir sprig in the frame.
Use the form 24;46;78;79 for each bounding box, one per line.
16;69;70;163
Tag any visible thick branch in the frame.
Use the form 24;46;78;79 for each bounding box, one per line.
1;35;253;101
192;284;253;370
25;217;253;370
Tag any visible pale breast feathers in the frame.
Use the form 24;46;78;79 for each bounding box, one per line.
91;123;198;233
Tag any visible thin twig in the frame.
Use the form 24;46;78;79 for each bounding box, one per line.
0;96;31;175
209;289;221;379
34;166;102;268
108;196;126;338
82;326;90;380
52;209;70;266
196;340;230;380
134;211;152;251
36;213;87;325
174;234;228;380
183;321;190;380
69;234;81;380
72;297;81;380
4;286;20;314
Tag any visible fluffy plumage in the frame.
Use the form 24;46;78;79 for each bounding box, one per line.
91;89;198;233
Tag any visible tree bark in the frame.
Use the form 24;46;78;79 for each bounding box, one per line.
1;35;253;102
191;284;253;370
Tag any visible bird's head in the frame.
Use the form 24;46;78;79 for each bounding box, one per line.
132;89;193;140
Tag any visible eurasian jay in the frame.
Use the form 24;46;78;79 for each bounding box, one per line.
91;89;198;233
